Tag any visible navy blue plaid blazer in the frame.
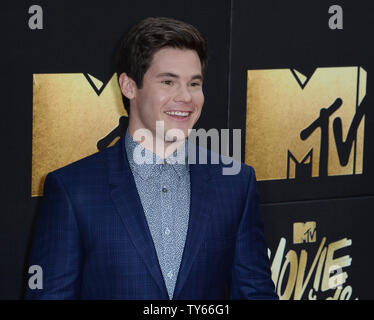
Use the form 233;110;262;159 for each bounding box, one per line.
25;134;277;300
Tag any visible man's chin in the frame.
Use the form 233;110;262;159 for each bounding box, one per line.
164;126;190;141
164;134;187;144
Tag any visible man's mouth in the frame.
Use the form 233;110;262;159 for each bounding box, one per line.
164;111;192;121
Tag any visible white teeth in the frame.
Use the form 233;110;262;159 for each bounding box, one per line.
165;111;190;116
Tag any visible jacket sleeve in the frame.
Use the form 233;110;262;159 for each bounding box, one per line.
25;172;83;299
229;167;278;299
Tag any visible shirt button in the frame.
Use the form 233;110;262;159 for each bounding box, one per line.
167;271;173;279
165;227;170;235
162;187;168;193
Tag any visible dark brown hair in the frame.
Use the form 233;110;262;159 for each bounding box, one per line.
116;17;208;115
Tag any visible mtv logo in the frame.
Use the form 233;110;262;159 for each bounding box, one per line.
293;221;317;244
32;73;127;196
245;67;367;181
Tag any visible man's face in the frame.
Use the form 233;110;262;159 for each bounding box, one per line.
129;47;204;143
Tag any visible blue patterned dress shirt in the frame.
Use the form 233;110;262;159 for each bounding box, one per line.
124;129;190;299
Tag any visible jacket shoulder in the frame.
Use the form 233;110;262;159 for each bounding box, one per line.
47;143;117;185
199;146;255;181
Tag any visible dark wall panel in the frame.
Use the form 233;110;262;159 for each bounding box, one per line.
261;197;374;300
0;0;230;299
230;0;374;299
229;0;374;203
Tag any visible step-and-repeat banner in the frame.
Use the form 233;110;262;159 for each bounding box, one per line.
1;0;373;299
229;1;374;299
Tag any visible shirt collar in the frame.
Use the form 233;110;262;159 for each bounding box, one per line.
124;128;189;180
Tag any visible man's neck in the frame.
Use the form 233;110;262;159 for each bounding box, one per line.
128;126;186;159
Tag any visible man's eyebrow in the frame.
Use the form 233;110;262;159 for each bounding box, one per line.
156;72;179;78
191;74;203;81
156;72;203;80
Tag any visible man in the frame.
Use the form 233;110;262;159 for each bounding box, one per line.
25;17;278;299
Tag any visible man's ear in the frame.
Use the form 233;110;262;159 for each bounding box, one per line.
119;72;137;100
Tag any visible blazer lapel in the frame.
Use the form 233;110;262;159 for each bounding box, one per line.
106;136;169;299
173;146;212;299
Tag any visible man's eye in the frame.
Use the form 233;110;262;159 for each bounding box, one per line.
162;80;173;85
191;82;201;87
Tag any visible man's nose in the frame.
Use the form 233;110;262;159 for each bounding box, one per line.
174;85;192;103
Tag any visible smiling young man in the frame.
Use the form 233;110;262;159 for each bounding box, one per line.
25;17;278;300
119;47;204;157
